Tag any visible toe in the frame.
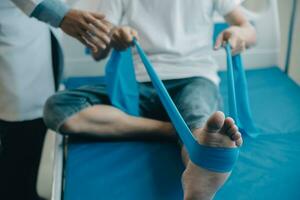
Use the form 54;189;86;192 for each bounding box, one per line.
220;117;235;133
227;125;239;138
231;131;241;141
204;111;225;133
236;137;243;147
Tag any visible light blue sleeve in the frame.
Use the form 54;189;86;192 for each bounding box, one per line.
30;0;70;27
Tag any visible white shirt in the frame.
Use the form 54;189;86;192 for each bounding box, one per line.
9;0;43;16
97;0;242;84
0;1;55;121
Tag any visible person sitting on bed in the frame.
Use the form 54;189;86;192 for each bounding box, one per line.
44;0;256;199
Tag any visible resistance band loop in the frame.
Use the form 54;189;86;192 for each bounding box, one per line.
106;40;255;173
134;40;239;172
105;40;258;172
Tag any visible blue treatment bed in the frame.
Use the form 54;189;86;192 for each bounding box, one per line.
62;67;300;200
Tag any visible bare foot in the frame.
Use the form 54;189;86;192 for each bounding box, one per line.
182;111;242;200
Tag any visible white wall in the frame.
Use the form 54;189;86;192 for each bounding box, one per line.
245;0;300;84
278;0;300;84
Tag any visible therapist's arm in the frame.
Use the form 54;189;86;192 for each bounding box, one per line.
214;6;257;55
10;0;111;53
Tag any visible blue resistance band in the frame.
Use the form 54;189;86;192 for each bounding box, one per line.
105;49;139;117
225;44;258;138
105;41;257;172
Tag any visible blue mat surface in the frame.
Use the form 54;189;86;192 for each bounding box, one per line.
63;67;300;200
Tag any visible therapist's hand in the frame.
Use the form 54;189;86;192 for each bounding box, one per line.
110;26;139;51
60;9;111;53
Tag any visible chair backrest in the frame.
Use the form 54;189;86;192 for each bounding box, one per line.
62;0;281;77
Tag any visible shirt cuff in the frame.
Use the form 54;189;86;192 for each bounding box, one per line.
30;0;70;27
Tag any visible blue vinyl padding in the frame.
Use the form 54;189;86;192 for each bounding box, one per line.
64;67;300;200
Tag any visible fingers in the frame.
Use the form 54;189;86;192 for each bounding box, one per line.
214;29;246;55
120;27;134;43
130;29;139;41
73;26;97;51
89;12;105;20
60;9;112;53
75;26;106;52
112;31;128;50
83;13;110;34
228;36;237;50
111;27;138;50
60;9;139;52
231;39;246;55
214;32;224;50
214;30;231;50
227;30;245;55
81;13;111;52
76;34;97;52
88;24;110;48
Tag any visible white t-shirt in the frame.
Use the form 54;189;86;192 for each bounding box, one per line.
96;0;242;84
0;1;55;121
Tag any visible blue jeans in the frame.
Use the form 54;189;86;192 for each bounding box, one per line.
43;77;222;133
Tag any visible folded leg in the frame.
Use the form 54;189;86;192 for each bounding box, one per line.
43;85;175;138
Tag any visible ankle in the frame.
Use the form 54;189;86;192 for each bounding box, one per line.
159;122;176;136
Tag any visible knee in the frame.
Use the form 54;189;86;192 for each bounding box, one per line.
43;96;81;134
59;114;82;134
43;94;67;132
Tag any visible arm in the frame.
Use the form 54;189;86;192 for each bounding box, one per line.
10;0;110;53
214;6;257;55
